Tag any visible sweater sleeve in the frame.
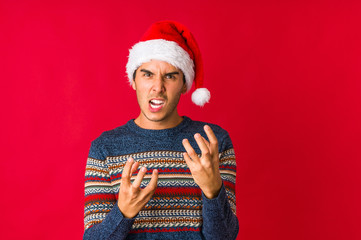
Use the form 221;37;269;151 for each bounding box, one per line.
201;132;239;240
83;140;135;240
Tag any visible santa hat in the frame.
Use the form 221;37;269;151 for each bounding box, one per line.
126;21;210;106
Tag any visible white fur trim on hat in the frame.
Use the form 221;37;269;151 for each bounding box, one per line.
191;88;210;106
126;39;194;91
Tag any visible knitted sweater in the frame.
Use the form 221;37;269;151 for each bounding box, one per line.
83;116;238;240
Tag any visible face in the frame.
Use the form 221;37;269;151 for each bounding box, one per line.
132;60;187;129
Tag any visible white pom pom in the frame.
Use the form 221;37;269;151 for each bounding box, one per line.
191;88;211;106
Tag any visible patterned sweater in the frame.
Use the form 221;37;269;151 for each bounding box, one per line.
83;116;238;240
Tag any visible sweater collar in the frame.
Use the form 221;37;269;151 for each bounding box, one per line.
126;116;191;137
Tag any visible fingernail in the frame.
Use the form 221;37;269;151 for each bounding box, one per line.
128;158;133;162
141;167;147;172
194;133;200;139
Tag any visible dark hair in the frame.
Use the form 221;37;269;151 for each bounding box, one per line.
133;70;137;81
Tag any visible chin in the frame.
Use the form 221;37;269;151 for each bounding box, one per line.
143;109;176;122
146;114;168;122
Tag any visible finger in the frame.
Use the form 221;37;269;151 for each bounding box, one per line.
202;136;210;148
204;125;219;153
130;161;140;175
144;169;159;194
182;138;200;162
183;152;195;169
132;166;147;189
121;157;134;185
194;133;210;157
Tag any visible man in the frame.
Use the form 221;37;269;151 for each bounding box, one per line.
84;21;238;240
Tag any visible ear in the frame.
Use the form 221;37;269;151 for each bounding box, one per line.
131;80;136;90
181;83;187;94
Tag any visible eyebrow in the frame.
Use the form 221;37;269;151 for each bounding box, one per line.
140;69;153;74
139;69;180;76
165;71;180;75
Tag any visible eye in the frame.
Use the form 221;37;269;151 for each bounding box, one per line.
165;74;175;79
143;72;152;77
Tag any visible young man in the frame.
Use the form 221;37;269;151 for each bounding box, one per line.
84;21;238;240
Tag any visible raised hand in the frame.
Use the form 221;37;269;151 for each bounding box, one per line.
117;157;158;218
182;125;222;199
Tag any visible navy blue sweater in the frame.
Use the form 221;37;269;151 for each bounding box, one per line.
84;116;238;239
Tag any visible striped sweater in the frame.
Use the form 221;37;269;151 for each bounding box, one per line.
83;116;238;239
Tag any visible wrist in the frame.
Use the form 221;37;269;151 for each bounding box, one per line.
117;203;135;219
202;180;222;199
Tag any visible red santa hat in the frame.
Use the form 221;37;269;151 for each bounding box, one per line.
126;21;210;106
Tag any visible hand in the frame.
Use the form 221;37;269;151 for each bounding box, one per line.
117;157;158;218
182;125;222;199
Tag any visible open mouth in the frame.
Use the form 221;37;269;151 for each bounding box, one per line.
149;99;165;112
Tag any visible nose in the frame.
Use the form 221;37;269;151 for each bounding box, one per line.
152;75;165;93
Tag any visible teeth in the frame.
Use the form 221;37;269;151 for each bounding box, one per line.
150;99;164;104
150;103;159;108
150;103;163;109
150;99;164;109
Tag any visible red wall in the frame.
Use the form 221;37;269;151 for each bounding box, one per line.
1;0;360;239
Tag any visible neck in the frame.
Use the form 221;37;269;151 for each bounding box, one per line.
134;112;184;130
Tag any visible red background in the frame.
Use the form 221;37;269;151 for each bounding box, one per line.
1;0;361;239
